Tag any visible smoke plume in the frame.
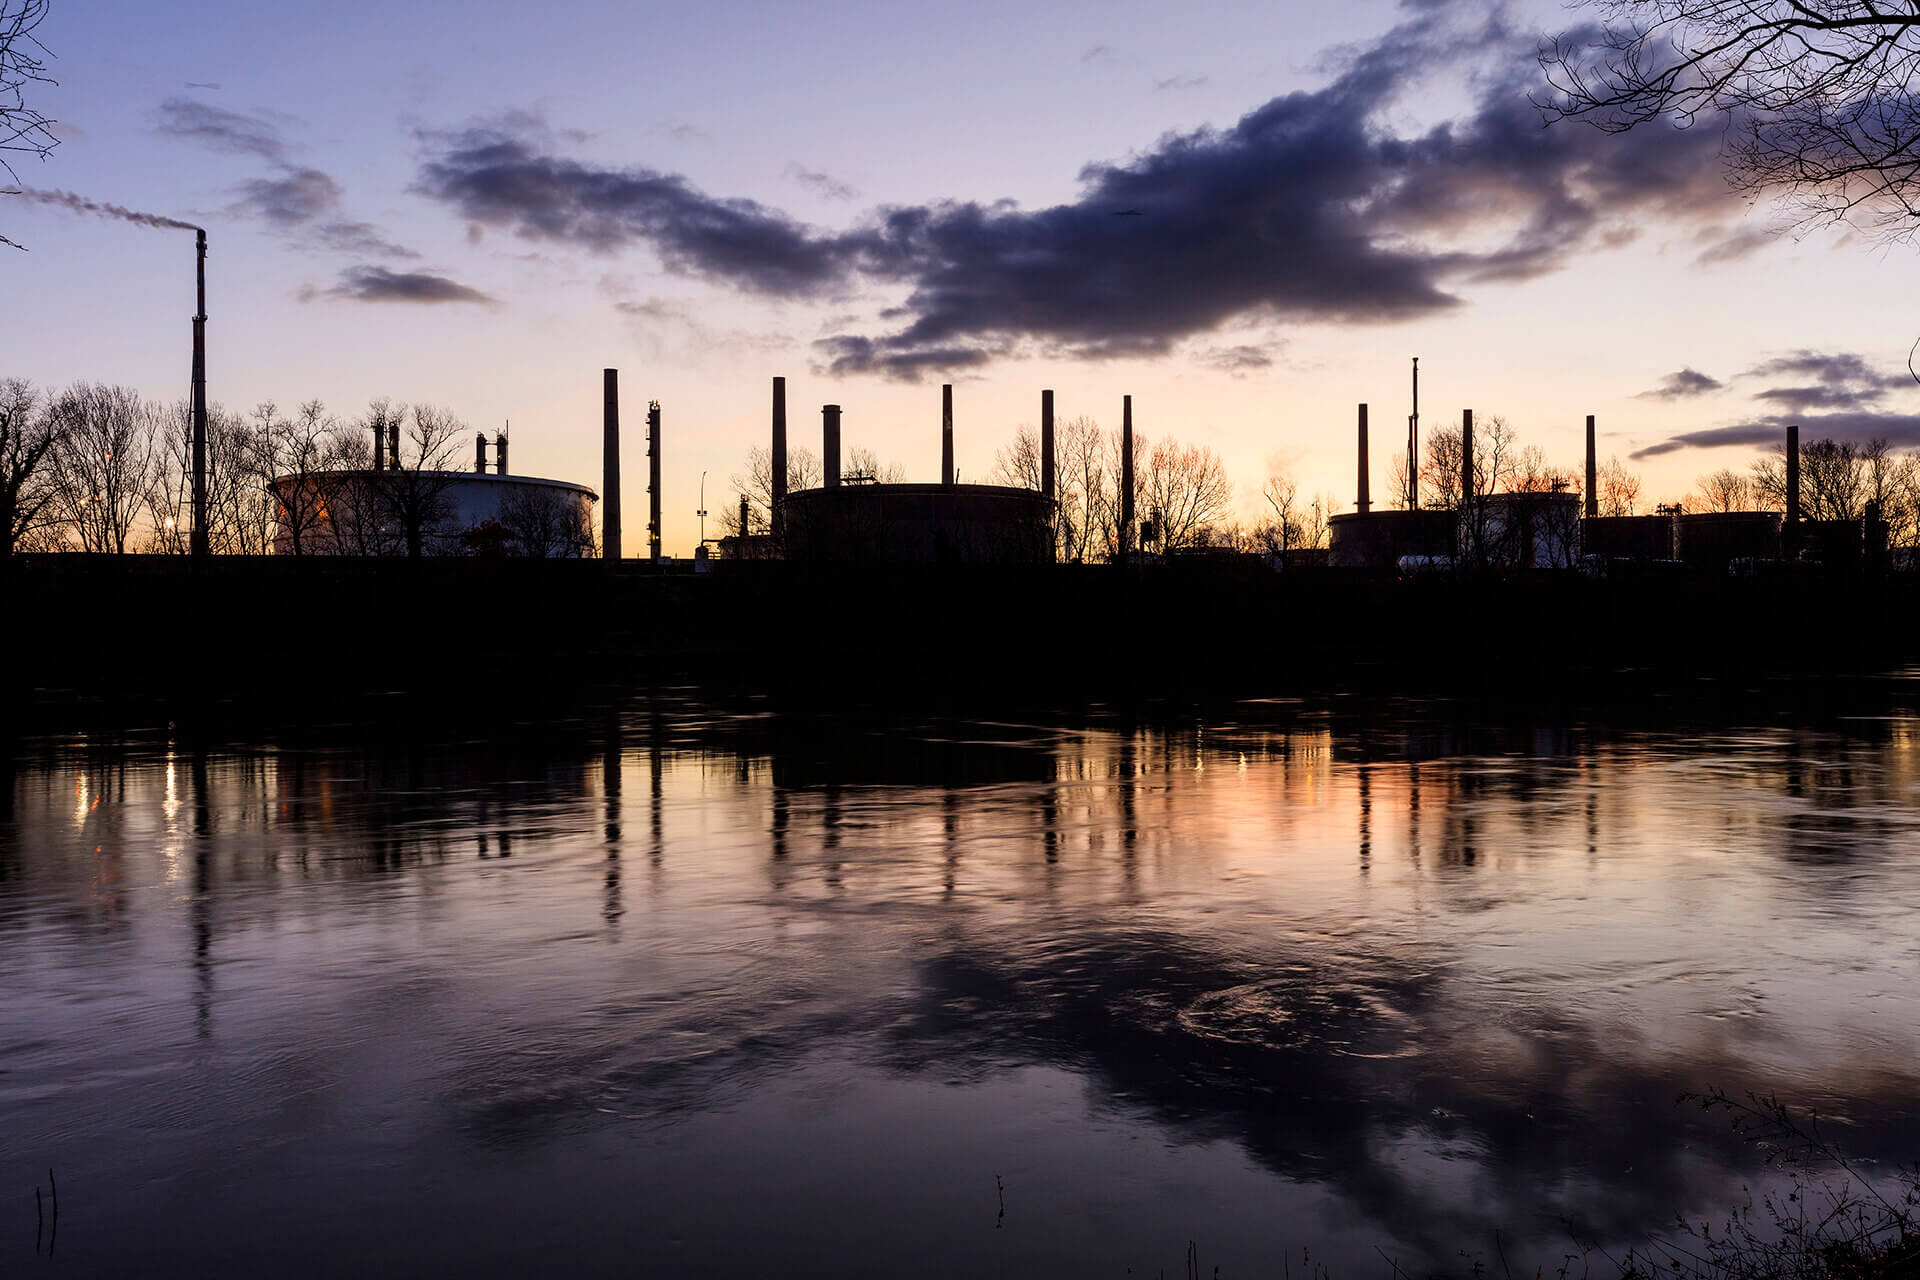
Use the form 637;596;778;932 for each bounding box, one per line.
14;188;201;232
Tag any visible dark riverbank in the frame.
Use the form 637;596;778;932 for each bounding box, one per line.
5;553;1915;733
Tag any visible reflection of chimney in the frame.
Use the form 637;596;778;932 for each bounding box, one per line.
941;383;955;486
372;420;385;472
1041;389;1055;501
1120;395;1135;563
1357;403;1370;513
495;430;508;475
1585;414;1597;519
475;432;488;474
1786;423;1801;523
771;376;787;535
823;404;841;488
603;369;621;561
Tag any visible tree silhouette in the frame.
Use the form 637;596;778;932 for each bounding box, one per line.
1;1;58;251
1542;2;1920;239
45;383;154;552
0;375;58;555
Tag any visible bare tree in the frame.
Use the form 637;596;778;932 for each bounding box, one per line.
1690;466;1754;513
1542;2;1920;239
1256;468;1300;555
45;383;155;552
1800;436;1868;519
145;399;264;554
1054;416;1109;563
1597;456;1643;516
379;402;463;557
846;445;904;483
727;443;822;536
1;1;58;251
500;484;592;558
0;375;58;556
991;427;1043;490
260;399;340;555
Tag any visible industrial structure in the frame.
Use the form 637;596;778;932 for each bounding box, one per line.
270;429;596;556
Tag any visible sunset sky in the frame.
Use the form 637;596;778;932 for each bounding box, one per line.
10;0;1919;553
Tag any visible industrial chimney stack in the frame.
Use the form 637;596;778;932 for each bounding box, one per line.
1787;423;1801;528
823;405;842;488
1585;415;1598;519
941;384;955;486
771;376;788;536
1041;390;1055;502
603;369;621;561
647;401;662;563
1120;395;1135;563
495;430;508;476
190;229;209;558
1357;403;1371;513
1407;356;1420;510
475;433;488;474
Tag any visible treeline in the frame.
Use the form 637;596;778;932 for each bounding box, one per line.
0;378;588;559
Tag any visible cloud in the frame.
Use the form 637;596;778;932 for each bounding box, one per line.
157;97;417;260
309;266;495;305
410;9;1744;379
785;164;858;202
154;98;287;161
1636;368;1723;400
1081;44;1115;64
1631;412;1920;459
1154;74;1210;91
1740;349;1908;413
1693;226;1775;266
1194;343;1276;375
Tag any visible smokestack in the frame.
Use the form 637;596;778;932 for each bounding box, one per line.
475;432;488;474
603;369;621;561
190;229;208;558
1120;395;1135;563
739;494;750;542
1041;389;1055;500
1357;403;1371;513
495;430;508;476
372;420;385;471
388;422;400;470
823;405;842;488
1585;414;1598;519
1787;423;1801;523
941;383;955;486
1408;356;1420;510
771;376;787;536
1461;407;1474;505
647;401;662;563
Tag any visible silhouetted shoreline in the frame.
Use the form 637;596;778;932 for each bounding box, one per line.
5;553;1915;735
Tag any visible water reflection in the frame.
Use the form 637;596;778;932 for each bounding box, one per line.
5;700;1920;1276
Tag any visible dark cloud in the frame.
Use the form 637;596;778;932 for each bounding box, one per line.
158;97;416;260
785;164;857;202
1693;226;1775;266
155;97;287;161
410;10;1744;379
1636;368;1723;400
310;266;494;305
1740;350;1909;413
1154;74;1210;91
1631;412;1920;459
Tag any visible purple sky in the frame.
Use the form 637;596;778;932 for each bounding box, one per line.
8;0;1919;551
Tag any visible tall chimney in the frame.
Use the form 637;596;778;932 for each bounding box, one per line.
771;376;787;535
941;383;955;486
1585;414;1598;518
647;401;662;562
1357;403;1371;513
495;430;508;476
1041;389;1055;500
823;404;841;488
1786;423;1801;523
738;494;750;542
1120;395;1135;563
603;369;621;561
475;432;488;474
372;419;385;472
1461;407;1475;504
388;422;400;470
190;229;208;558
1408;356;1420;510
